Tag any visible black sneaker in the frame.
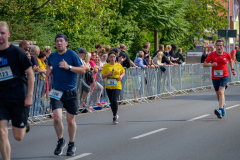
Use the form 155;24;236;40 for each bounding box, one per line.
113;117;118;124
67;143;76;156
54;138;66;155
26;122;30;133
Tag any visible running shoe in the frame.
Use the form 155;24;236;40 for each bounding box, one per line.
66;143;76;156
214;109;222;119
101;101;107;105
97;102;104;107
113;116;118;124
54;138;66;155
221;103;226;117
26;122;30;133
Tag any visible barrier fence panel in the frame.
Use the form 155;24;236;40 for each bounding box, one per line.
28;63;240;123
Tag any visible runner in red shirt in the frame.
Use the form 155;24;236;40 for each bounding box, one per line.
230;46;238;63
203;39;236;119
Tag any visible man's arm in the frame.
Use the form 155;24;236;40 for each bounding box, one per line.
24;67;34;107
229;59;237;75
59;59;86;74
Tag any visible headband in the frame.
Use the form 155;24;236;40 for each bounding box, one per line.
55;35;68;42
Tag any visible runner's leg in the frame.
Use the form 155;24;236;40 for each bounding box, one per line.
0;120;11;160
217;86;225;109
66;112;76;142
12;126;26;141
53;108;64;139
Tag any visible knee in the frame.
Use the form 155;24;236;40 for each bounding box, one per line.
0;128;8;141
218;90;225;96
67;119;76;127
13;134;23;141
54;116;62;124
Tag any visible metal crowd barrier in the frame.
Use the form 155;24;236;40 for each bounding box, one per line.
28;63;240;123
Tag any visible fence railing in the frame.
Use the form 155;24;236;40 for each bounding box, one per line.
28;63;240;123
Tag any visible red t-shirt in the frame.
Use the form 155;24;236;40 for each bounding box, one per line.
205;51;231;79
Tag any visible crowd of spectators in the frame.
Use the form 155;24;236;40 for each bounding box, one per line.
18;40;185;114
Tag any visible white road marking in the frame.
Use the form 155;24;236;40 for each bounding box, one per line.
225;104;240;110
65;153;92;160
131;128;167;139
187;114;210;122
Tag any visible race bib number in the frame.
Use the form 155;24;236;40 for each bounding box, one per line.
214;70;223;77
107;78;117;86
0;66;13;82
49;89;63;100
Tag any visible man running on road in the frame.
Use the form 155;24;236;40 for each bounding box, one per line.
203;39;236;119
46;33;85;156
0;21;34;160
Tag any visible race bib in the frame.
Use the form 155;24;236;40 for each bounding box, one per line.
214;70;223;77
49;89;63;100
107;78;117;86
0;66;13;82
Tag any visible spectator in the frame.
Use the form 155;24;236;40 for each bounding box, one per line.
175;48;185;64
237;49;240;62
34;51;47;117
133;51;147;102
77;49;91;108
101;52;108;66
201;49;208;63
153;44;164;58
43;46;51;65
208;46;214;54
29;46;40;72
165;45;178;63
230;46;238;63
153;51;166;66
19;40;30;52
105;45;111;54
95;44;103;55
169;44;177;57
119;44;131;102
89;51;104;107
25;51;31;61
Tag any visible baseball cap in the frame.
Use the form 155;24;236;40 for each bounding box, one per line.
78;48;87;54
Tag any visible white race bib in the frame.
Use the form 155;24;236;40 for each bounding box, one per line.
49;89;63;100
107;78;117;86
0;66;13;82
214;70;223;77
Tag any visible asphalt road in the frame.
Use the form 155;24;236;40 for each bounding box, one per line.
3;85;240;160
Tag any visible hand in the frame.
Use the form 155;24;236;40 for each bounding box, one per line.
34;66;39;72
232;70;237;76
24;95;33;107
211;62;217;67
135;66;138;69
122;57;126;62
46;68;53;76
117;76;122;81
163;63;166;66
109;71;114;76
59;59;69;70
151;65;155;68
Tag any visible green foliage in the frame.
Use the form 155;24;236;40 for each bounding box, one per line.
0;0;228;58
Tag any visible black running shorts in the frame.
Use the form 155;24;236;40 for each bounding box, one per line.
50;89;79;115
0;98;29;128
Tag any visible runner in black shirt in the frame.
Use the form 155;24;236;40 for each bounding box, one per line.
0;21;34;160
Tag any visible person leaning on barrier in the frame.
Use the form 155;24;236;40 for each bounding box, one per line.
201;49;208;63
77;48;92;107
0;21;34;160
153;51;166;67
102;51;125;124
153;44;164;58
175;48;185;64
203;39;236;119
43;46;51;65
46;33;85;156
133;51;148;102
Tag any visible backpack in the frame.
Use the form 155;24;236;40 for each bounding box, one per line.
85;71;93;85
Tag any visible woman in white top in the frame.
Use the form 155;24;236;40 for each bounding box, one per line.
153;51;166;66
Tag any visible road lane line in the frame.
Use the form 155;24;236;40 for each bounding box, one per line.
65;153;92;160
131;128;167;140
187;114;210;122
225;104;240;110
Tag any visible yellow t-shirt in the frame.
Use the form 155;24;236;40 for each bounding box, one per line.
101;63;125;90
37;58;46;81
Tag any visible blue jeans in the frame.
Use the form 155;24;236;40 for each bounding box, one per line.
120;73;127;101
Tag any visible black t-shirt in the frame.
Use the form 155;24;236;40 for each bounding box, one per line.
0;44;32;99
162;55;171;64
119;50;131;68
30;55;39;66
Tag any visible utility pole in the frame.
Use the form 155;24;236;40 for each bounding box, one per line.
238;0;240;48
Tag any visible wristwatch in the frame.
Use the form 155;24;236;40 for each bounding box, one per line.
69;65;72;71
